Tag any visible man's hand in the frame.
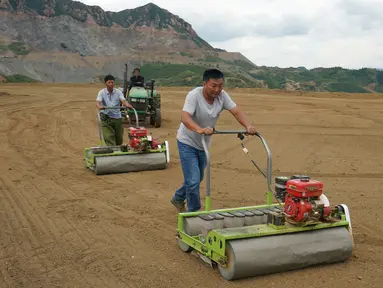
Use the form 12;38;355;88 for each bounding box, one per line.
246;125;257;135
181;111;212;135
96;101;104;110
197;127;214;135
122;100;133;109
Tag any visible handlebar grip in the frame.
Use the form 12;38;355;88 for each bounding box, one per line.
213;129;247;134
101;106;128;109
98;106;139;130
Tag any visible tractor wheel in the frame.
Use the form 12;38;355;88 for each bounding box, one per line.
150;113;155;126
154;108;161;128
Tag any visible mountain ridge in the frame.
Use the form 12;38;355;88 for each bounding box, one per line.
1;0;383;93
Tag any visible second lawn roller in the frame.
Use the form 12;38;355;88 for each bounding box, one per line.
84;106;170;175
176;129;353;281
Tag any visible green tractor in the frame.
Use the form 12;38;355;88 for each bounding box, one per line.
121;64;162;128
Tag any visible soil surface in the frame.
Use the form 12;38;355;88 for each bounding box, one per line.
1;84;383;287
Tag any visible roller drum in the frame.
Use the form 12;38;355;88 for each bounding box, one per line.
95;152;167;175
218;227;353;281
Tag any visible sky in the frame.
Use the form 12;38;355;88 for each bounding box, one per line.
80;0;383;69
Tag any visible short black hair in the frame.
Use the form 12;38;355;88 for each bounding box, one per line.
104;74;115;82
133;68;140;73
203;69;224;82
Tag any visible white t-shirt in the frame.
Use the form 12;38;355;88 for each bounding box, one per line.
176;87;236;151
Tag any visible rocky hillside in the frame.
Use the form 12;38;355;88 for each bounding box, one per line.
0;0;214;55
0;0;261;86
0;0;382;93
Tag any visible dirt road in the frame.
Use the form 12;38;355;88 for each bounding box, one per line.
0;84;382;287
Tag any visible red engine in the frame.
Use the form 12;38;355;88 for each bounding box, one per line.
283;178;331;223
128;127;148;138
127;127;161;150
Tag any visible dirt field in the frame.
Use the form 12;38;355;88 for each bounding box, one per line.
1;83;383;288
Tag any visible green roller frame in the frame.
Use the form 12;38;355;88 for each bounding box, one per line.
176;129;353;280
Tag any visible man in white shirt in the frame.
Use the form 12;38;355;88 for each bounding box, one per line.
170;69;257;212
96;74;133;146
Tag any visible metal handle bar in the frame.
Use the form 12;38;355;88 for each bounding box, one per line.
201;129;273;209
101;106;127;109
213;129;248;134
99;106;139;127
97;106;139;146
212;129;271;189
201;135;211;200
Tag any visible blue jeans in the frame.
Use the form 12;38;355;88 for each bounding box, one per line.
173;140;207;212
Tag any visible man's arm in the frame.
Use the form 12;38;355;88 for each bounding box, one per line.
96;90;104;110
229;106;257;134
119;91;133;108
223;91;256;134
181;111;204;134
96;101;104;110
228;106;252;128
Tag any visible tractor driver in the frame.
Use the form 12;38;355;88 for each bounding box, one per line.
128;68;145;92
96;74;133;146
170;69;257;213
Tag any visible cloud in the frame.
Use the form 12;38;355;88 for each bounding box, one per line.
338;0;383;31
193;13;312;42
80;0;383;69
250;14;311;38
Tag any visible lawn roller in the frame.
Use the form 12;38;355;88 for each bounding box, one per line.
176;129;353;281
84;106;170;175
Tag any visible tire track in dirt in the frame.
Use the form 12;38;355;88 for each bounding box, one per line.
1;97;133;286
0;177;39;285
354;223;383;248
0;167;98;285
18;148;138;286
9;168;127;283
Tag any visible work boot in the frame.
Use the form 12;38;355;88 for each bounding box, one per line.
170;198;186;213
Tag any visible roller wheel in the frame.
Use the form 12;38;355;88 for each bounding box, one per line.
154;108;161;128
335;204;353;241
177;237;193;253
217;243;236;281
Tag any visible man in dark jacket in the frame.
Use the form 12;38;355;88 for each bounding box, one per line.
128;68;145;92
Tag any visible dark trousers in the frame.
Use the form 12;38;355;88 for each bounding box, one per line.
100;114;124;146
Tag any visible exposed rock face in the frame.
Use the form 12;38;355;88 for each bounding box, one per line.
0;0;213;56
